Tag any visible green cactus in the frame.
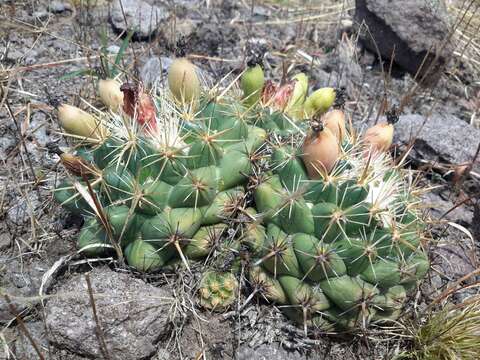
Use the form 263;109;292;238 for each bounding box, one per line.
199;271;238;311
249;139;428;331
52;59;429;333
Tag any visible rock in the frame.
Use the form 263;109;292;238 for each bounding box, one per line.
0;133;15;161
332;38;363;94
0;233;10;251
173;18;199;38
421;191;473;226
45;267;172;359
310;68;336;88
391;114;480;173
33;10;49;19
11;320;89;360
29;112;49;146
473;202;480;243
435;243;476;280
48;1;72;13
0;259;49;323
110;0;170;40
6;192;41;226
5;49;23;62
106;45;120;54
355;0;453;86
11;322;49;359
237;344;308;360
158;314;234;359
139;56;173;88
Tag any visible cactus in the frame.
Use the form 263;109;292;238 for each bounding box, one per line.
199;271;238;311
248;119;429;331
51;57;429;333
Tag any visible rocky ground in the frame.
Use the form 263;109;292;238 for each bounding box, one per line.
0;0;479;359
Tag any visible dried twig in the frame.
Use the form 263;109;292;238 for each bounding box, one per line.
3;294;45;360
85;274;111;360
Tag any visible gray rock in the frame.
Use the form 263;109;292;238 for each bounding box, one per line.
45;267;172;359
157;314;234;359
435;243;476;280
6;192;41;226
0;134;15;161
237;344;308;360
0;233;10;251
139;56;172;88
48;1;72;13
33;10;49;20
110;0;170;40
421;191;473;225
11;322;49;360
175;18;199;38
355;0;453;86
29;111;49;146
473;202;480;243
391;114;480;173
0;259;49;323
5;49;23;62
337;40;363;82
106;45;121;54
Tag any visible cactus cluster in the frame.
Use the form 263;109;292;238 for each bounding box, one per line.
54;93;264;275
51;54;429;331
246;136;428;331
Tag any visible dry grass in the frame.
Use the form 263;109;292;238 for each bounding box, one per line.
395;300;480;360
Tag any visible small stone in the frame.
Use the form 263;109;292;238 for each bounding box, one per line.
33;10;49;19
5;49;23;62
0;233;10;251
340;18;353;30
6;192;41;226
29;111;49;146
48;1;72;13
0;134;15;161
139;56;172;88
110;0;170;40
106;45;120;54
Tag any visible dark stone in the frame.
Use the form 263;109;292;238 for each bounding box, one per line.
355;0;453;86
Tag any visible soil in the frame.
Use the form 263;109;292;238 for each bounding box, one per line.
1;1;479;359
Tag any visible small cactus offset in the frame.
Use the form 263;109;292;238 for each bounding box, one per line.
199;271;239;311
51;52;429;331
